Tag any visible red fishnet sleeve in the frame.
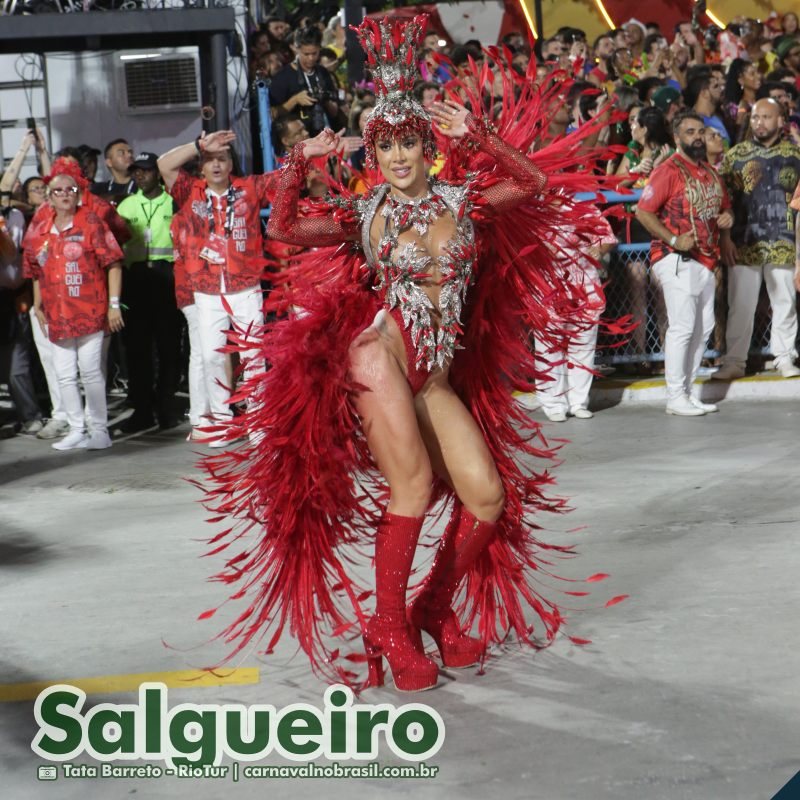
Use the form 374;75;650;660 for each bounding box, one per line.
266;143;360;246
465;115;547;213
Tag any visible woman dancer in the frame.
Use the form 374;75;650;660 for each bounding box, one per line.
199;16;620;691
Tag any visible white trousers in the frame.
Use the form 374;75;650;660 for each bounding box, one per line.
535;323;599;413
51;331;107;434
194;286;264;420
722;263;798;369
29;308;66;422
181;304;210;427
652;255;715;401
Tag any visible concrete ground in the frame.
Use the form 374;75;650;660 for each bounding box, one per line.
1;400;799;800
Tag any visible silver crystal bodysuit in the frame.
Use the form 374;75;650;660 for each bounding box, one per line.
266;120;547;393
359;181;477;372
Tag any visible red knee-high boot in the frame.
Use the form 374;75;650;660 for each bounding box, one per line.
364;512;439;692
407;504;498;668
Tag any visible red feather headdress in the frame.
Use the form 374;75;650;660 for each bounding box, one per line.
354;14;437;168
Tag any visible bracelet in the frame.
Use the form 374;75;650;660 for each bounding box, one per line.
669;234;678;247
461;113;494;152
109;295;120;310
194;136;207;154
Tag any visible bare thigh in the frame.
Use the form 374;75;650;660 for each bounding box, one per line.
414;379;505;522
349;325;433;516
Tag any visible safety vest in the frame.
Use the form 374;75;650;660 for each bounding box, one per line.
116;189;175;265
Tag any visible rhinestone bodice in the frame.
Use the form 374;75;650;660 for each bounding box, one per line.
360;182;476;371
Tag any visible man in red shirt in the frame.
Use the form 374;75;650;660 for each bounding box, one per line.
637;110;734;416
157;131;278;439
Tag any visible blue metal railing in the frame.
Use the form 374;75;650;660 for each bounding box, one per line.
256;79;274;222
256;79;275;173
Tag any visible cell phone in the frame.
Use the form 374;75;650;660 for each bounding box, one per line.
27;117;36;132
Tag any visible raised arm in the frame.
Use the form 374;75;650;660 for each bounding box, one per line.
0;132;36;195
157;130;236;191
430;100;547;212
267;130;360;247
35;129;51;177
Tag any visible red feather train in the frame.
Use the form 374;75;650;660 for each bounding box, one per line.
194;54;630;685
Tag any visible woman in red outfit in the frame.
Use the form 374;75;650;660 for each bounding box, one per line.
24;159;124;451
199;16;620;691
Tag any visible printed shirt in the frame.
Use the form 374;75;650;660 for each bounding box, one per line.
169;171;278;294
638;152;730;270
28;190;131;247
720;138;800;266
22;205;123;341
170;205;196;310
116;189;175;265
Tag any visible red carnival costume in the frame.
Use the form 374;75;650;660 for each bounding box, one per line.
196;17;627;689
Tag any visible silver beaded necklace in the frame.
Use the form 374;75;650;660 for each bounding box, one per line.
381;188;447;236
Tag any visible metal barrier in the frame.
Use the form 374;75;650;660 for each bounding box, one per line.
255;79;275;174
590;191;776;367
256;79;274;224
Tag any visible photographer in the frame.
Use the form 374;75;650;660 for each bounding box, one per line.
268;25;345;138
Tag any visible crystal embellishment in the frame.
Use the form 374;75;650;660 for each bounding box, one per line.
364;181;477;371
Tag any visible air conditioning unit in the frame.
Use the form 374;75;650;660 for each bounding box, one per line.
117;52;200;115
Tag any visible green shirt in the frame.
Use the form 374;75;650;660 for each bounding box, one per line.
116;189;175;266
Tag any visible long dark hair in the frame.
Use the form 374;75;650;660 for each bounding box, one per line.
637;106;673;149
724;58;749;106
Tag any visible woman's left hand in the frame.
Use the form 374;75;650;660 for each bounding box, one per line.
302;128;341;159
430;100;469;139
108;308;124;333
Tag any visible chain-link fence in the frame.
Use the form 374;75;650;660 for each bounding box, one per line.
594;193;777;367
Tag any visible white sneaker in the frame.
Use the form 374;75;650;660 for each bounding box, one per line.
207;437;244;449
52;431;89;451
37;418;70;440
689;396;718;413
665;395;706;416
570;407;594;419
776;361;800;378
20;419;44;435
543;409;568;422
86;431;112;450
710;364;745;381
187;427;215;443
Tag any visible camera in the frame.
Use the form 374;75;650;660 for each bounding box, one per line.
307;87;332;104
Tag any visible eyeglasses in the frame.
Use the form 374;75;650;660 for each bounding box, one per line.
49;186;79;197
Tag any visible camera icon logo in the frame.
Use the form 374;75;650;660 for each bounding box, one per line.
38;765;58;781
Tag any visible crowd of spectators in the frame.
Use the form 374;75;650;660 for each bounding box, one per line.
2;7;800;440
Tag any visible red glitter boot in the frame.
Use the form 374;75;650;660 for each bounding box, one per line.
364;511;439;692
408;505;498;668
